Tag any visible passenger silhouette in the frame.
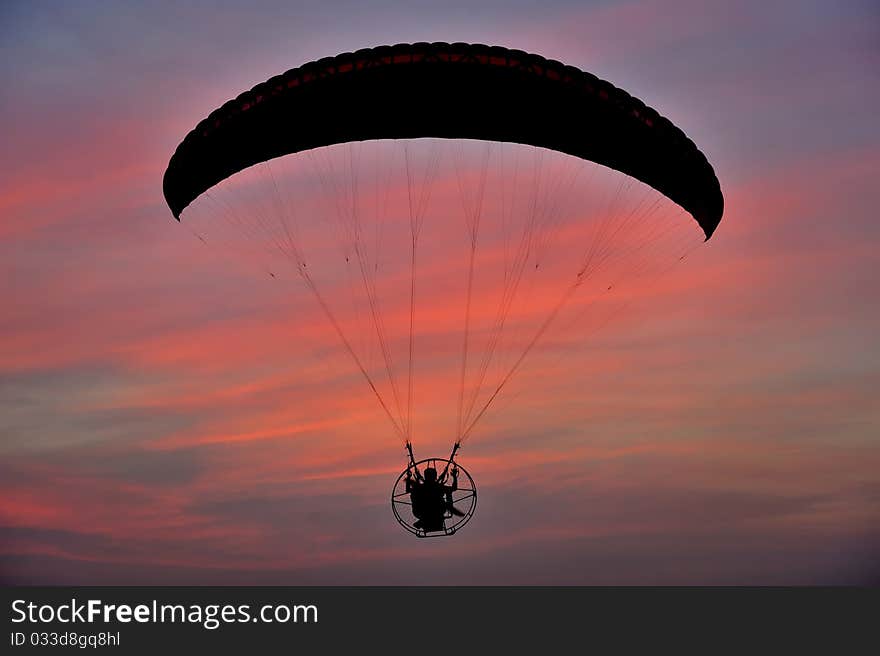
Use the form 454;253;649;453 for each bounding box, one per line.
406;465;462;532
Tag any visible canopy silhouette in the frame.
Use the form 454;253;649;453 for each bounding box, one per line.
163;42;723;238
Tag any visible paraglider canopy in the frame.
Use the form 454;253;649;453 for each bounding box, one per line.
163;42;723;238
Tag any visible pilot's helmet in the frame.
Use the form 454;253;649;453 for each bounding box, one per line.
424;467;437;482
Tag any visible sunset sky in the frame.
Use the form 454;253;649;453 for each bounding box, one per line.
2;0;878;585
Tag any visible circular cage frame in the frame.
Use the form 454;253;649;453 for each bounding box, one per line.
391;457;477;537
